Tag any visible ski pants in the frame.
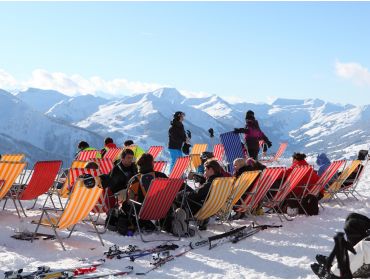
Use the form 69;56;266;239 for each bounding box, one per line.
169;148;183;173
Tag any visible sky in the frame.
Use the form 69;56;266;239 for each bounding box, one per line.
1;2;370;105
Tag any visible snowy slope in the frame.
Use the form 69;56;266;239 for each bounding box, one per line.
1;158;369;278
0;89;104;166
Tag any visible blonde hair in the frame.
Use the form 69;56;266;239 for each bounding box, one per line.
233;158;247;167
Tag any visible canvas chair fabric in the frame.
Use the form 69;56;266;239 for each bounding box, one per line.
0;161;27;199
59;161;88;198
153;161;167;173
194;177;235;221
76;150;99;161
104;148;123;161
220;131;245;173
190;144;208;170
147;146;164;160
169;156;191;179
261;143;288;164
213;144;225;162
90;158;114;175
0;154;25;162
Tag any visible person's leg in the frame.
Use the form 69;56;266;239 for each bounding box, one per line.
345;213;370;246
169;149;182;173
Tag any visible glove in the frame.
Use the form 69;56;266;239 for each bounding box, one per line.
266;140;272;148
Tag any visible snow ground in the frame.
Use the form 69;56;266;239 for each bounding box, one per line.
1;162;370;279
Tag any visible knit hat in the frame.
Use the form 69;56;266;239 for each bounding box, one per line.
246;110;255;120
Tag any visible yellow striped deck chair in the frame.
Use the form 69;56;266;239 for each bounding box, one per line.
1;154;25;162
0;162;27;199
59;160;87;198
217;171;261;222
194;177;234;221
33;176;104;251
190;144;208;170
323;160;361;202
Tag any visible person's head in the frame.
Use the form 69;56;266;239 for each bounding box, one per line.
357;150;368;161
78;141;89;150
200;151;215;165
292;152;307;162
124;140;134;147
85;161;99;169
137;153;154;173
104;137;114;146
233;158;247;172
316;153;330;166
245;110;255;121
204;159;223;179
173;111;185;122
121;149;135;166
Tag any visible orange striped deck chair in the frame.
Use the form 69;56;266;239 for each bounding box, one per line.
190;144;208;171
261;142;288;164
218;171;261;222
147;146;164;160
192;177;235;221
104;148;123;161
322;160;362;203
1;154;26;162
59;160;87;198
32;175;104;251
0;161;27;200
213;144;225;162
153;161;167;173
76;150;100;161
169;156;191;179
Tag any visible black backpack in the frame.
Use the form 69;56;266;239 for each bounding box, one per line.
300;194;319;215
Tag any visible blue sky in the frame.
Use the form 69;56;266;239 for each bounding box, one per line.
1;2;370;105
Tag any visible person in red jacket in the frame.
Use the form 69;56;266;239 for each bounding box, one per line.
101;137;118;158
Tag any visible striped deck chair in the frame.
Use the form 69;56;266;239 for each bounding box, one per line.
147;146;164;160
130;178;184;242
169;156;191;179
76;150;100;161
322;160;362;203
59;160;88;199
4;161;62;218
190;144;208;171
154;161;167;173
213;144;225;162
0;161;27;200
104;148;123;161
90;158;114;175
220;131;245;173
263;165;312;221
304;160;345;198
235;167;286;218
218;171;261;222
192;177;235;221
32;176;104;250
339;159;369;200
0;154;25;162
261;142;288;164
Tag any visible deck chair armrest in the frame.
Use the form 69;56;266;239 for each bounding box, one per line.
129;199;142;206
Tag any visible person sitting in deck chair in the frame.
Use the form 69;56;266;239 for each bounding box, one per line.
74;141;100;159
100;137;118;158
341;150;368;188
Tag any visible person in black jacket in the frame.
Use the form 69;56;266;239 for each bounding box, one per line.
168;111;188;172
100;149;138;197
234;110;272;160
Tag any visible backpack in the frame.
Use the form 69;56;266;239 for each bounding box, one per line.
300;194;319;215
169;208;194;237
127;172;155;203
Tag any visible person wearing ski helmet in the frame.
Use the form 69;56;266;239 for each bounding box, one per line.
168;111;188;172
234;110;272;160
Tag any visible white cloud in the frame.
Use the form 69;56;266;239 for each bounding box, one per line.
0;69;18;89
335;61;370;86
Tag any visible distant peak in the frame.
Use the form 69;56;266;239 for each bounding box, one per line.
272;98;305;106
151;87;183;98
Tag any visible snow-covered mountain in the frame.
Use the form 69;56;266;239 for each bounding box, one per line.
4;87;370;163
0;89;103;166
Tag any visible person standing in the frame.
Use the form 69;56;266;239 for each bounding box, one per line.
234;110;272;160
168;111;188;172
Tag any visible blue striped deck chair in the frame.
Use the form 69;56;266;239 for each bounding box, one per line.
220;131;245;173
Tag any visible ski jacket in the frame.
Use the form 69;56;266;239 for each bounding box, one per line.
168;120;187;150
316;153;331;177
100;161;138;194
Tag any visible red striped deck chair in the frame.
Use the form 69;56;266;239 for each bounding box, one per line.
76;150;99;161
169;156;191;179
153;161;167;173
130;178;184;242
147;146;164;160
263;165;312;221
1;154;26;162
0;161;27;200
32;176;104;251
190;144;208;171
213;144;225;162
104;148;123;161
261;142;288;164
90;158;114;175
322;160;363;204
303;160;345;198
235;167;286;217
4;161;62;218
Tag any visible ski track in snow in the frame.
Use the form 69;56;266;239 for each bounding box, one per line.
0;162;370;278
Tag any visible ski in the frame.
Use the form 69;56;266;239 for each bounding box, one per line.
231;224;282;244
136;252;175;276
73;266;134;279
11;232;55;241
